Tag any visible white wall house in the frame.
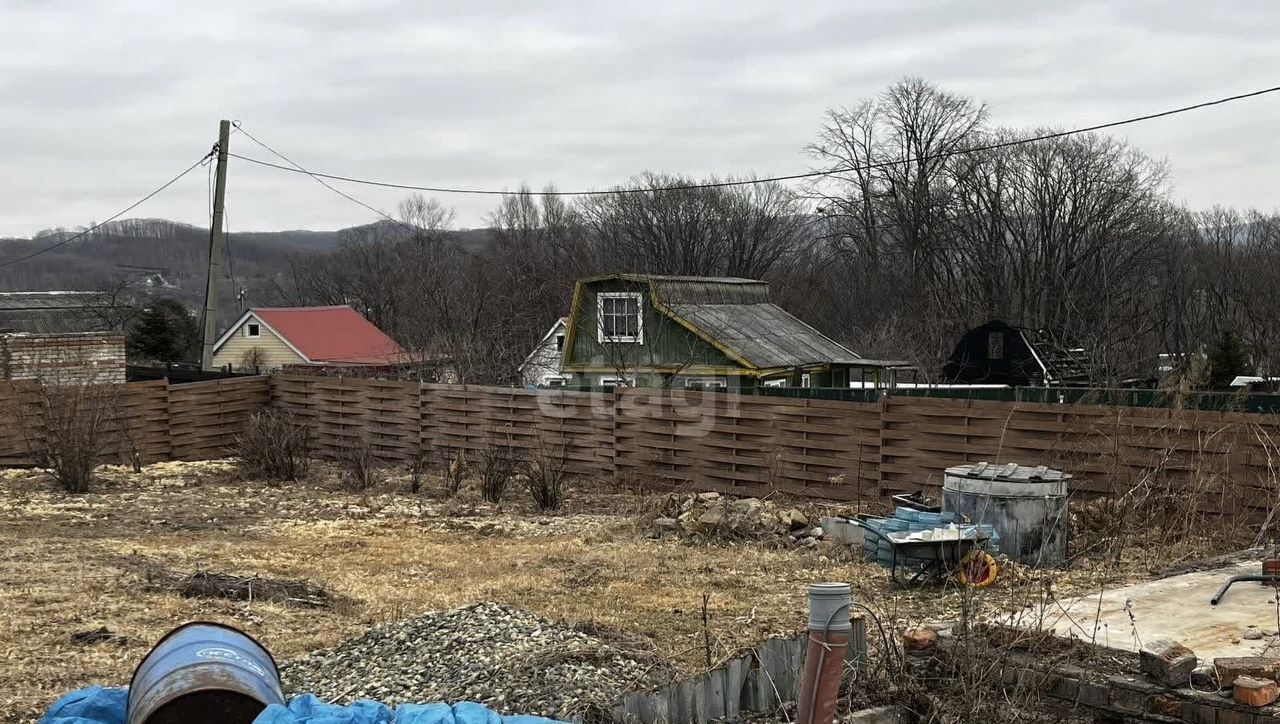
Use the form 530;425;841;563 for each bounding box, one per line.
519;318;569;387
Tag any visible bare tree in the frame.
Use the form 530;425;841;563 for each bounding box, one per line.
578;173;811;279
804;77;988;373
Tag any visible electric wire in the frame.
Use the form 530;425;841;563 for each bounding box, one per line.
0;151;216;268
230;121;427;239
227;84;1280;196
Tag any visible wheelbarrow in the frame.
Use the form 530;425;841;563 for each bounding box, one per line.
857;521;996;587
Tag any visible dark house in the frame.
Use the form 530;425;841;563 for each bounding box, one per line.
941;319;1093;387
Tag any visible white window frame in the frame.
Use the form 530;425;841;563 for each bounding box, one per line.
683;376;727;390
763;378;787;388
597;292;644;344
246;322;261;338
599;376;634;390
801;373;812;388
554;333;565;353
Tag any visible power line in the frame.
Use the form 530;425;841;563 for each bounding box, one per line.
228;84;1280;197
0;152;216;268
231;121;427;238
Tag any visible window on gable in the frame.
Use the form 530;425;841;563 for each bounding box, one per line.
246;322;261;338
597;292;643;343
987;332;1004;359
555;334;565;352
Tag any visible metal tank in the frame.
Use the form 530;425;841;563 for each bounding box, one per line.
127;621;285;724
942;462;1069;567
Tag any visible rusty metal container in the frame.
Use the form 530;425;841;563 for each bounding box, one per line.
127;621;285;724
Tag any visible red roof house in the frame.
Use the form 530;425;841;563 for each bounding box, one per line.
211;305;406;370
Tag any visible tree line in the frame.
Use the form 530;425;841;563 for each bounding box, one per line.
279;77;1278;387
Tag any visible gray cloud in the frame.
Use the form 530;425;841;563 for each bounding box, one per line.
1;0;1277;237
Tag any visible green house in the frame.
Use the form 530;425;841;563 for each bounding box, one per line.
559;274;902;390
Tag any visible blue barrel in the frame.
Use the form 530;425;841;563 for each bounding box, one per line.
127;622;285;724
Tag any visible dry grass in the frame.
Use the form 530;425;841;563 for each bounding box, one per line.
0;460;1248;723
0;461;849;721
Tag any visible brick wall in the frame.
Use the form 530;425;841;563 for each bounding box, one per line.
0;332;125;385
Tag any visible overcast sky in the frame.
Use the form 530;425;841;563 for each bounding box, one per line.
1;0;1277;238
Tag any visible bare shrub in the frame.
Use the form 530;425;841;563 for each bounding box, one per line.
524;433;571;512
234;408;310;482
409;449;428;494
23;379;120;494
337;435;382;491
238;346;269;373
118;409;144;474
434;443;469;496
1067;417;1261;564
478;430;519;503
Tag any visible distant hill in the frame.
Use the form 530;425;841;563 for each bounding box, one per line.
0;218;493;321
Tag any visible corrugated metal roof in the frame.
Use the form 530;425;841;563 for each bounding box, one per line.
0;292;115;334
652;277;770;305
251;306;406;364
0;291;110;310
667;302;858;369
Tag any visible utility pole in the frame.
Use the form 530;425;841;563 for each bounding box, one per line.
200;119;231;370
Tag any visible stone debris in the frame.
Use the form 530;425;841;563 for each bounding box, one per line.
1139;639;1197;687
281;602;675;721
1214;656;1280;687
1233;675;1279;707
1191;663;1218;689
901;628;938;654
647;492;824;546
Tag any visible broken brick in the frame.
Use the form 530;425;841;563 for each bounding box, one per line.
1141;638;1199;687
1217;657;1280;687
1234;676;1279;708
902;627;938;653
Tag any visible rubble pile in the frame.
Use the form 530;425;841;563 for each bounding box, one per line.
648;492;825;547
282;602;673;720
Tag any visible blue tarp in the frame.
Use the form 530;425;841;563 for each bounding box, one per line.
40;688;565;724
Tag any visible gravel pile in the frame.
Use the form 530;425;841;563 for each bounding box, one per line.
282;602;674;721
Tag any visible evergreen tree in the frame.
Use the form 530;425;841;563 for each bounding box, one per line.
1206;331;1252;389
128;298;199;364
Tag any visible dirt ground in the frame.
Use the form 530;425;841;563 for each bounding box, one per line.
0;461;1243;722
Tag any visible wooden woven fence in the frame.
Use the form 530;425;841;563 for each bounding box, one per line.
267;375;1280;509
2;372;1277;510
0;376;270;466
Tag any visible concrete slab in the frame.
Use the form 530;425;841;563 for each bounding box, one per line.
1002;561;1280;661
